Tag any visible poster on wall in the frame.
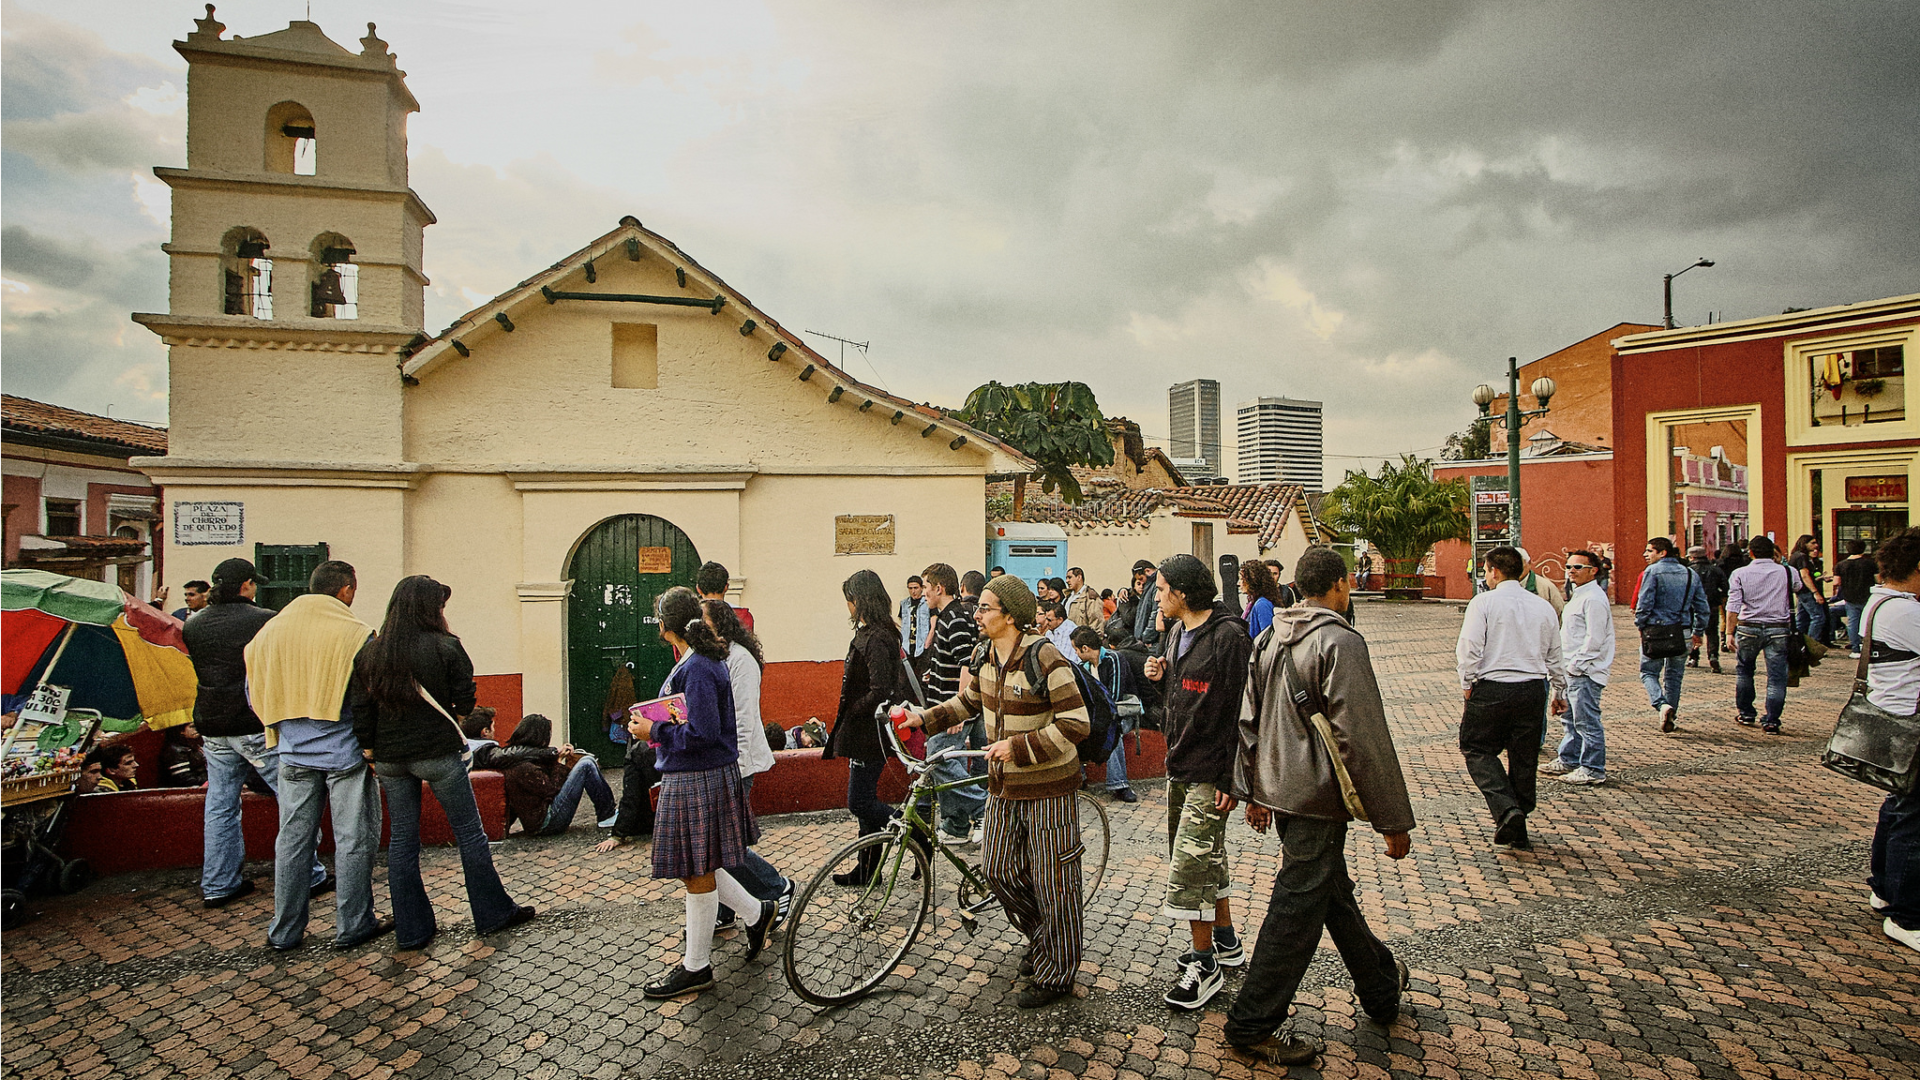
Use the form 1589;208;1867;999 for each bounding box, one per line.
173;502;244;546
835;514;895;555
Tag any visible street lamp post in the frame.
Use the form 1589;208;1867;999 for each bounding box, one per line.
1472;358;1555;551
1663;258;1715;329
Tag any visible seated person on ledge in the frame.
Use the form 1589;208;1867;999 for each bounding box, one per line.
489;714;618;836
595;711;659;852
84;743;140;793
159;723;208;787
461;706;500;764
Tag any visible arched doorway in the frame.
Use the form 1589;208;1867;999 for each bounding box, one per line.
566;514;700;763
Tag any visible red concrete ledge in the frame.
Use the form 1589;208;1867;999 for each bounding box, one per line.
60;770;508;877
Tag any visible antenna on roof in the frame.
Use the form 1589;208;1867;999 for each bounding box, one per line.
802;329;887;391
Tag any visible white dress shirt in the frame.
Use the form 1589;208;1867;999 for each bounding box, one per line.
1457;579;1568;696
1559;579;1616;686
1045;619;1079;657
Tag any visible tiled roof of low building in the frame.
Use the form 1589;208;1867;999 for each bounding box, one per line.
1002;481;1311;551
2;395;168;455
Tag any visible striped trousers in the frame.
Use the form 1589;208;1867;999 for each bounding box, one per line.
981;791;1083;991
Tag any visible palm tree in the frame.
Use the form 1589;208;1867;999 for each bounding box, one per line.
1320;455;1469;597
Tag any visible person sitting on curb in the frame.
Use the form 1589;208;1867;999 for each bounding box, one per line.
490;714;618;836
84;743;140;792
460;706;499;763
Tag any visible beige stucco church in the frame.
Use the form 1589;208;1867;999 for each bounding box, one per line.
133;9;1026;756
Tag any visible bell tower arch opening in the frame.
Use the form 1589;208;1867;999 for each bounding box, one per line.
265;101;317;175
308;232;358;319
220;226;272;318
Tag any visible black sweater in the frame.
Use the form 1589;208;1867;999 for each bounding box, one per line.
349;633;477;764
823;625;906;764
181;600;276;737
1160;602;1253;786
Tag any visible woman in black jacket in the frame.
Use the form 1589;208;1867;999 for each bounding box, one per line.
352;576;532;949
820;569;907;885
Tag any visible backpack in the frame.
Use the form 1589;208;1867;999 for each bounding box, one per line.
969;639;1119;765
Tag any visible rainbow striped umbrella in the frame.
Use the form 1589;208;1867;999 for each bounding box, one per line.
2;569;197;739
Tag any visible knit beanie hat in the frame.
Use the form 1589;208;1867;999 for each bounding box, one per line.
983;574;1038;630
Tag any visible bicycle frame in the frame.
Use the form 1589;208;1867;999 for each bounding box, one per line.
856;716;1000;929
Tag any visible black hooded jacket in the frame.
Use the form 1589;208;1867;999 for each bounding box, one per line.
1159;601;1253;786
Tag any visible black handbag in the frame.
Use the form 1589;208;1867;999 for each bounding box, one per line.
1821;595;1920;795
1640;567;1697;658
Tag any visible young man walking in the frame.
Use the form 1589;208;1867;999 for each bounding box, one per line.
1726;535;1795;733
898;575;932;674
1143;554;1253;1010
1224;547;1416;1067
1688;546;1731;673
245;560;392;950
911;574;1089;1008
1456;546;1567;851
1542;551;1615;786
920;563;985;845
1635;537;1710;732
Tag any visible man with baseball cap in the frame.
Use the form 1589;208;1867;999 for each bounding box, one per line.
183;558;325;908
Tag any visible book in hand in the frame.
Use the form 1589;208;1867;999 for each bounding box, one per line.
628;693;688;729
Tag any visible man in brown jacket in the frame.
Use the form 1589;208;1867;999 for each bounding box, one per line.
911;573;1089;1008
1225;546;1416;1067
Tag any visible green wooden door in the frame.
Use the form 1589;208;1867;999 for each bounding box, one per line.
566;515;700;764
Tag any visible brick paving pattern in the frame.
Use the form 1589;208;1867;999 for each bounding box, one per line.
4;603;1916;1079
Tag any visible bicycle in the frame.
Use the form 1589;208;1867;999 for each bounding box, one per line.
780;709;1110;1007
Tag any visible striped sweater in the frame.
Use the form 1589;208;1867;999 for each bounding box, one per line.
924;633;1088;800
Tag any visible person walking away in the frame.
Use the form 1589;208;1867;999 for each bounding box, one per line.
1223;547;1416;1067
246;560;392;950
1065;568;1102;632
1456;546;1567;851
905;573;1089;1008
1789;535;1831;645
1725;535;1795;734
1834;539;1879;657
1859;527;1920;954
352;576;533;950
821;570;910;886
490;715;618;836
1688;546;1731;673
898;575;933;678
695;560;754;631
701;599;793;934
1143;554;1254;1010
1239;560;1284;640
1541;551;1615;786
921;563;986;845
1072;626;1140;804
634;587;773;999
183;557;324;908
1635;537;1710;733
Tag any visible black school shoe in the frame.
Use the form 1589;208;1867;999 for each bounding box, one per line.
203;879;257;909
743;899;778;961
476;905;537;936
643;964;715;999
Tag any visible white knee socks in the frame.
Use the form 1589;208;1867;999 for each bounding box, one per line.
683;889;719;971
713;869;757;917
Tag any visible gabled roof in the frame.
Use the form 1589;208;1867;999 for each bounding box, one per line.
1006;482;1311;551
2;396;169;456
400;217;1032;470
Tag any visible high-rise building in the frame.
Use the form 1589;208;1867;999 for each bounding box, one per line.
1237;397;1324;488
1168;379;1222;480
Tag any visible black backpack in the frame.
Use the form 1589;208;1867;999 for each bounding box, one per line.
970;639;1119;765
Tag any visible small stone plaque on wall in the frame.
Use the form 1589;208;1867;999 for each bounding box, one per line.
835;514;895;555
174;501;244;546
638;547;673;574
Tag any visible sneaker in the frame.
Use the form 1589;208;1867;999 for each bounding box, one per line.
597;813;619;828
1017;983;1072;1008
1559;767;1605;786
1163;952;1223;1010
1212;927;1245;968
1850;651;1863;660
1111;787;1140;804
1762;724;1781;735
1871;891;1890;911
938;829;971;847
1659;704;1677;733
1735;714;1758;727
1229;1035;1321;1067
770;877;796;931
1886;918;1920;954
642;963;715;999
712;912;738;933
1538;759;1575;776
202;879;257;909
968;823;985;845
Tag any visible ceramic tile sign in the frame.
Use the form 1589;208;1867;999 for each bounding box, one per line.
174;501;244;546
835;514;895;555
637;547;673;575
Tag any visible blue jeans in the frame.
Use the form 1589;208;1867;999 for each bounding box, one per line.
269;760;379;947
1797;593;1830;642
927;719;986;836
1734;625;1790;727
532;757;617;835
201;733;324;900
1870;792;1920;931
1845;601;1866;652
1639;651;1686;711
375;754;520;945
1104;714;1140;791
1556;675;1606;777
717;773;784;923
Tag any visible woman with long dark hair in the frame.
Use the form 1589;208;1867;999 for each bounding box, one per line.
1239;560;1285;639
493;714;618;837
635;587;774;1000
351;575;532;950
820;569;909;885
700;598;791;931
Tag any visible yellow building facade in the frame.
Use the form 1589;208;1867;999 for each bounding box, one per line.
134;12;1025;756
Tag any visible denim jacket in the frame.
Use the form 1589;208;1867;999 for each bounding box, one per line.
1634;556;1711;634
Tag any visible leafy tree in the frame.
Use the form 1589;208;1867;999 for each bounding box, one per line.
956;381;1113;517
1319;455;1469;595
1441;422;1490;461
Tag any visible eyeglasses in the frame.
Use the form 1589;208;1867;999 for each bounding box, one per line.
979;601;1003;614
1567;563;1597;573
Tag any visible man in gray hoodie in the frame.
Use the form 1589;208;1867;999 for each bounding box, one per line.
1224;546;1417;1068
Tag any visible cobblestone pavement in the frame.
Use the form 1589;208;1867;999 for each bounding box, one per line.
5;602;1917;1080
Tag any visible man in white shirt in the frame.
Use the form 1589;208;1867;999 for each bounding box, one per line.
1542;550;1615;786
1455;546;1568;851
1037;601;1078;657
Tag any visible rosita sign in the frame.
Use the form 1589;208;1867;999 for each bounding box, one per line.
1845;475;1908;504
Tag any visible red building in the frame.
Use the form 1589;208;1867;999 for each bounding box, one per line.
1432;450;1616;601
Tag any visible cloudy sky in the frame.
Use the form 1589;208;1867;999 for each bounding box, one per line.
4;0;1917;484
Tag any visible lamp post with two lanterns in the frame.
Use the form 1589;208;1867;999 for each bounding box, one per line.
1471;358;1556;552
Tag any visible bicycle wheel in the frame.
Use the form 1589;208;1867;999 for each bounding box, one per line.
1074;789;1110;899
782;831;932;1006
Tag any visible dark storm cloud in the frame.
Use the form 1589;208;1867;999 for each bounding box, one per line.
2;225;97;288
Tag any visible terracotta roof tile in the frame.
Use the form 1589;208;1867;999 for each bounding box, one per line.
3;396;168;455
1001;482;1309;550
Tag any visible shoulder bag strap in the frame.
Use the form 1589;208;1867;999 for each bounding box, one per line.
1279;637;1368;820
415;682;473;764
